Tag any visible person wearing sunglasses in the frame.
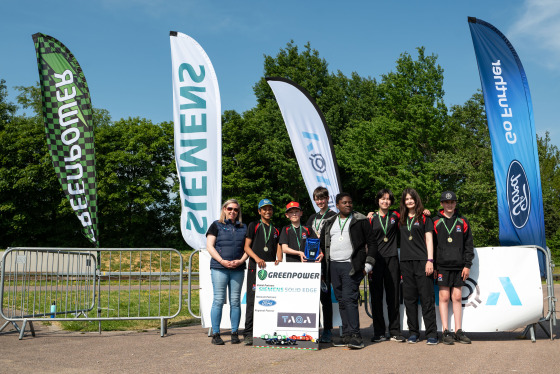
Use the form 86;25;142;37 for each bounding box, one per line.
206;199;248;345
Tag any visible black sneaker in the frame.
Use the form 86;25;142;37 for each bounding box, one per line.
454;329;471;344
244;335;253;346
211;333;224;345
347;334;364;349
442;329;454;345
332;335;350;347
231;333;241;344
390;335;406;342
371;335;387;342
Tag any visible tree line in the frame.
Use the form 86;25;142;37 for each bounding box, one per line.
1;42;559;262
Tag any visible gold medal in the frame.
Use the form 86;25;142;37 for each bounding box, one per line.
263;246;269;252
383;237;388;242
408;235;413;241
447;237;453;243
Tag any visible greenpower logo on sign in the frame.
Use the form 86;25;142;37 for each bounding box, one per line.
258;269;267;281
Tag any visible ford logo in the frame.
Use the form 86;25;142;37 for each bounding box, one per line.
506;160;530;228
258;299;276;307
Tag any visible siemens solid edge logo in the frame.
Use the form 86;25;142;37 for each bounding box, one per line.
507;160;530;228
277;313;316;328
462;277;522;307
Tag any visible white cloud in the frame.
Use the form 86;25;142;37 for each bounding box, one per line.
508;0;560;68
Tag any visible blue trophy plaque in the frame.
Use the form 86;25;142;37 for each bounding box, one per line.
304;238;320;262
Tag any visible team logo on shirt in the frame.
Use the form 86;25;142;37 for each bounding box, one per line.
302;232;307;239
252;284;256;291
438;273;443;281
413;221;419;226
456;225;462;232
390;218;396;224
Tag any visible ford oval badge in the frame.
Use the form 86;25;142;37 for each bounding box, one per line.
506;160;530;228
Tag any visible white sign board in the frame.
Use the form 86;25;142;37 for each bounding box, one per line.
253;262;321;349
400;246;543;333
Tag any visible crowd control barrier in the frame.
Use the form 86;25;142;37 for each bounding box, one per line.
0;247;184;339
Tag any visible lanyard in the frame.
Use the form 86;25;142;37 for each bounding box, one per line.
314;211;328;232
291;224;302;249
442;217;459;236
338;215;350;235
260;220;272;244
378;211;389;236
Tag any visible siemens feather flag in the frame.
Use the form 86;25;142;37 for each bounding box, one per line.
468;18;546;272
32;33;98;245
170;32;221;250
266;78;341;211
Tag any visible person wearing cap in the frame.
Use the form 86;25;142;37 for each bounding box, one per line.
279;201;319;262
306;186;337;343
433;191;474;345
320;192;378;349
242;199;282;345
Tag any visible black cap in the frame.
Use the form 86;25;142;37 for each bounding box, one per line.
440;191;457;202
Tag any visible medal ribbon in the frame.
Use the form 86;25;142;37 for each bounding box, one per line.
378;211;389;237
442;217;459;237
314;211;328;233
260;220;272;245
292;224;302;249
338;215;350;236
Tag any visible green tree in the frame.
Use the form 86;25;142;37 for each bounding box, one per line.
95;118;181;248
538;132;560;262
337;48;448;212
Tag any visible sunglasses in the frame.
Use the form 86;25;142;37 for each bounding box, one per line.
226;207;239;212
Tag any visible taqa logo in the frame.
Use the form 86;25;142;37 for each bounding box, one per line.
277;313;316;327
258;299;277;307
462;277;521;307
507;160;530;228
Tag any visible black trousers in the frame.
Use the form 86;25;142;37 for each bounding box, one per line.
369;255;401;336
400;260;437;339
321;262;333;330
243;268;257;336
330;261;364;336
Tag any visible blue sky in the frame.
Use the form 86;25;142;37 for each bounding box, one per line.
1;0;559;146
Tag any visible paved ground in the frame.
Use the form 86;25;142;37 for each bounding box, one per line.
1;286;558;374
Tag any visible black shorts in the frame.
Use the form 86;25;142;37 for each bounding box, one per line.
436;269;464;288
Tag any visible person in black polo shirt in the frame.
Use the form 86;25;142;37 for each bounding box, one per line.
242;199;282;345
306;186;337;343
433;191;474;345
399;188;438;345
367;188;406;343
279;201;318;262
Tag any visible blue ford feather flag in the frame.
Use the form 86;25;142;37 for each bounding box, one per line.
468;17;546;275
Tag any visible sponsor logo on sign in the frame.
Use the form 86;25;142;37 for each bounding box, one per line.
258;269;267;280
277;312;316;327
462;277;521;307
506;160;530;228
258;299;277;307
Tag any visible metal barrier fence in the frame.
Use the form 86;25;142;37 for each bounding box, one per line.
0;248;185;339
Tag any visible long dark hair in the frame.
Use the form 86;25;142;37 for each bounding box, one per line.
399;188;424;225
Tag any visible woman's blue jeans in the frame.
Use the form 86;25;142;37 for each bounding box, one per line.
210;268;245;334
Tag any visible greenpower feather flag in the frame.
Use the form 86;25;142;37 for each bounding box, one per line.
32;33;98;245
